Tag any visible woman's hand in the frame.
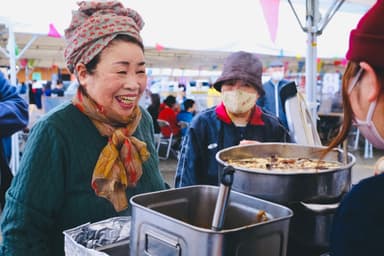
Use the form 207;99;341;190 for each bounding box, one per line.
374;156;384;175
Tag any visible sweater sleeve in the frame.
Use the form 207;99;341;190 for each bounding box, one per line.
0;120;66;256
0;72;29;137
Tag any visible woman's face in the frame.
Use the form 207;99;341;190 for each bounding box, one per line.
347;63;384;140
78;40;147;122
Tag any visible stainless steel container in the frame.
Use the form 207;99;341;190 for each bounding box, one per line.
130;185;293;256
287;202;338;254
216;143;355;204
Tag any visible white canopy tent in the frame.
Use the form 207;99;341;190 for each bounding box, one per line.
0;0;373;66
0;0;375;172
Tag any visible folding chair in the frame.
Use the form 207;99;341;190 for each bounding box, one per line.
156;119;174;160
178;121;189;129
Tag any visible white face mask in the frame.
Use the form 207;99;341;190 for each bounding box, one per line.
271;71;284;82
221;90;256;114
349;69;384;149
354;101;384;149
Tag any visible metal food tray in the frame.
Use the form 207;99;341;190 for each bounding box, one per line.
63;216;131;256
130;185;293;256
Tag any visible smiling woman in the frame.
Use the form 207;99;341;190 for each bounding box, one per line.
0;1;167;256
74;36;147;123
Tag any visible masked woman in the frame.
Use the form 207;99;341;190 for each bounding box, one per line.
0;1;166;255
175;51;290;187
322;1;384;255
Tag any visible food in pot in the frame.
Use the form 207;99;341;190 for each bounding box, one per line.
256;210;269;222
227;155;341;172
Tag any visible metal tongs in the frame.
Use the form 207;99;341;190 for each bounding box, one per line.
211;166;235;231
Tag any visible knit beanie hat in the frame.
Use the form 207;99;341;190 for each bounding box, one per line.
346;0;384;69
213;51;264;96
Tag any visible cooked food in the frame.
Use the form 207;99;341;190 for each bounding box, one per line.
256;210;269;222
227;155;341;172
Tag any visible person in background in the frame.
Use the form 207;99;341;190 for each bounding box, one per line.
177;83;187;104
176;98;196;136
51;80;65;97
0;71;29;210
322;1;384;255
0;1;166;255
27;81;35;105
158;94;181;138
257;59;291;130
44;81;52;96
31;80;43;109
175;51;290;187
17;81;27;95
146;93;161;134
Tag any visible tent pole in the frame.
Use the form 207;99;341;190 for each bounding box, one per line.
305;0;319;123
289;0;347;126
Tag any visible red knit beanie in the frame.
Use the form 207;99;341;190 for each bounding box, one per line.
346;0;384;69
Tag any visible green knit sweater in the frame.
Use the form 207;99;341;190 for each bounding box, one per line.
0;102;166;256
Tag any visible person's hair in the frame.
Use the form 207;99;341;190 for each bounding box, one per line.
324;61;384;156
164;95;176;107
150;93;160;108
178;83;186;92
183;99;195;111
78;34;144;94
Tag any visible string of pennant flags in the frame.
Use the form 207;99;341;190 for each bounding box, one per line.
10;11;349;73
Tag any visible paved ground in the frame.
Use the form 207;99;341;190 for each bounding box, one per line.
159;145;383;188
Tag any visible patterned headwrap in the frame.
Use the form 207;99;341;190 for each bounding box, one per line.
64;0;144;73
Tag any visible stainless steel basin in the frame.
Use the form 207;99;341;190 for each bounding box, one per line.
130;185;293;256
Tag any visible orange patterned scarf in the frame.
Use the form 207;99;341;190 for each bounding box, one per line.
73;90;149;212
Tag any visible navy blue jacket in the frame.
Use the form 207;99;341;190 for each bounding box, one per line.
330;173;384;255
0;72;28;138
257;79;290;129
176;110;194;136
0;71;29;208
175;103;289;187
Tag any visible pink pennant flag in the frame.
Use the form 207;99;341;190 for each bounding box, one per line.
259;0;280;43
19;58;28;68
155;43;164;52
48;23;61;38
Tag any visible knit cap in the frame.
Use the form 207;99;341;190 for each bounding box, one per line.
213;51;264;96
346;0;384;69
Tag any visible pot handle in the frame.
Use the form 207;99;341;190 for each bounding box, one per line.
211;166;235;231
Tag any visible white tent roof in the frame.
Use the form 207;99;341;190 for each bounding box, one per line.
0;0;375;70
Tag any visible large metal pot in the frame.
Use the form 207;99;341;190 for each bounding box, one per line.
216;143;355;204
